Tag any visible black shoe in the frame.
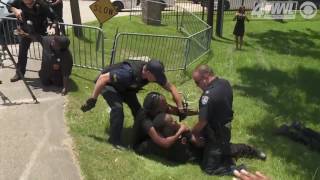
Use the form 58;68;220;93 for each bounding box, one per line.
107;138;126;150
0;80;2;84
274;124;290;135
255;150;267;161
291;121;303;130
10;73;22;82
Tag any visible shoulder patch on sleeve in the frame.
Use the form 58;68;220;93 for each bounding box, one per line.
201;96;209;105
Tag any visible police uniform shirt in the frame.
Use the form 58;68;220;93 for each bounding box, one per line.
199;77;234;132
101;60;166;92
8;0;58;35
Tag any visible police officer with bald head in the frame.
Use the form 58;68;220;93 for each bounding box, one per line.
81;60;186;148
191;64;266;175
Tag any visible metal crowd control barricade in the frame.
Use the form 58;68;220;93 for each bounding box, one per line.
112;4;212;71
0;17;106;70
0;17;107;102
61;22;106;70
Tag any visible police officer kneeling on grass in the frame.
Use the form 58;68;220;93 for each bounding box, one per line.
38;35;73;95
134;92;267;165
81;60;186;148
191;65;267;176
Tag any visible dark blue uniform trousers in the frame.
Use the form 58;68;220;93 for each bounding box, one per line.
17;36;42;75
101;85;141;144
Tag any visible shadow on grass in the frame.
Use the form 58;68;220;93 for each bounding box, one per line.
235;65;320;178
247;29;320;59
213;37;234;44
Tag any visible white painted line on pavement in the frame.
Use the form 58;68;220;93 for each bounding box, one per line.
18;99;61;180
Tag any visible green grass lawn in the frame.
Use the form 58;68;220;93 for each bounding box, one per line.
66;14;320;180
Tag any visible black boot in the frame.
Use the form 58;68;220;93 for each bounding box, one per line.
107;137;126;150
10;73;22;82
254;149;267;161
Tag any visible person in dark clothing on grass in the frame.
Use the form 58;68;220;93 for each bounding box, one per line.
233;6;249;50
276;121;320;152
133;91;200;163
81;60;186;149
133;92;267;165
7;0;58;82
39;35;73;95
191;64;266;176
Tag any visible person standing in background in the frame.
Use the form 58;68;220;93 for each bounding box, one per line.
233;6;249;50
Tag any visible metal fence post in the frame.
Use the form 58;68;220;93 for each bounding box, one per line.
110;29;119;65
101;28;105;69
184;38;191;71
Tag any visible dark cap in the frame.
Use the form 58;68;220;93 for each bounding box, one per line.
54;36;70;51
146;60;167;85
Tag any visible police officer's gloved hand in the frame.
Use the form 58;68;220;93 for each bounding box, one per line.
178;109;187;121
81;98;97;112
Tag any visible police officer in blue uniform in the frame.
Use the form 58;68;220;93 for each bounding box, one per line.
7;0;58;82
81;60;185;148
191;64;266;175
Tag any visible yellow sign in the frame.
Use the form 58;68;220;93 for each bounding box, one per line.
89;0;118;24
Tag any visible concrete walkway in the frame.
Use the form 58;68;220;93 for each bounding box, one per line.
0;58;82;180
0;1;107;179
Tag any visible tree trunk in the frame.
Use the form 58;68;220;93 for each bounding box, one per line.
70;0;83;37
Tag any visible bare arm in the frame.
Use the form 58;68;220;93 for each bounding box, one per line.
147;125;188;148
190;134;205;147
51;0;62;6
233;13;237;21
91;73;111;99
167;104;198;116
192;119;207;136
162;82;183;110
81;72;111;112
